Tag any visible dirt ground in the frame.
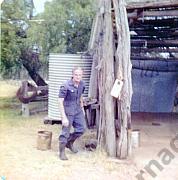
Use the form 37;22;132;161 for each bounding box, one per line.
0;115;138;180
132;113;178;180
0;81;178;180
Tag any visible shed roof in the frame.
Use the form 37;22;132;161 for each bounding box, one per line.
123;0;178;61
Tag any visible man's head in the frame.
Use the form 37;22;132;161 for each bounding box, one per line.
72;66;83;84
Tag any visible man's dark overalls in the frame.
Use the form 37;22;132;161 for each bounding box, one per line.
58;79;86;158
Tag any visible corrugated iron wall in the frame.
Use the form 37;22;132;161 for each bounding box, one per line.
48;53;92;120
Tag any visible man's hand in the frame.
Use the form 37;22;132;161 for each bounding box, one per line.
58;98;69;127
62;117;69;127
82;107;85;115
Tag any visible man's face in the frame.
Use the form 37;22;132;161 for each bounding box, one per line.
73;69;83;84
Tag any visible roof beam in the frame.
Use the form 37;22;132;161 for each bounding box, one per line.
126;0;178;9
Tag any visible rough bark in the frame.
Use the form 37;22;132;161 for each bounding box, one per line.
88;1;103;99
113;0;132;158
96;0;116;156
20;49;47;87
89;0;132;158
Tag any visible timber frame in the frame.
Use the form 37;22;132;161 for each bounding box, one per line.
88;0;178;159
127;0;178;61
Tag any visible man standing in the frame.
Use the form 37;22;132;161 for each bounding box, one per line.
58;67;86;160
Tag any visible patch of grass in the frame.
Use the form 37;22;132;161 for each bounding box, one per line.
0;96;48;129
0;97;23;126
0;97;19;108
0;80;19;97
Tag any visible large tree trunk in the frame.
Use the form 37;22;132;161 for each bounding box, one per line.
89;0;132;159
96;0;116;156
20;49;47;87
113;0;132;158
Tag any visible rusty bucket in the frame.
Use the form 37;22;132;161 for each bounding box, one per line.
37;130;52;151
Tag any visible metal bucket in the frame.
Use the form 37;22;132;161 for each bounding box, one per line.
131;129;140;148
37;130;52;150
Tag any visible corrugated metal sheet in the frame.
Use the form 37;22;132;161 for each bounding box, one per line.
48;53;92;120
131;60;178;112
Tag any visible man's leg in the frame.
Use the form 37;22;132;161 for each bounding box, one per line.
66;111;86;153
59;116;73;160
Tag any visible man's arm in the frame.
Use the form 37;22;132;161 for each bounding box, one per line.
58;98;69;127
80;95;85;114
80;95;84;108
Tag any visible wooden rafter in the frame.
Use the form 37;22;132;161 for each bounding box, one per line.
126;0;178;9
131;47;178;53
131;39;178;47
128;9;178;19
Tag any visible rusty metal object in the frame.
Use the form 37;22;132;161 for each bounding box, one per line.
37;131;52;151
16;81;48;104
16;81;37;104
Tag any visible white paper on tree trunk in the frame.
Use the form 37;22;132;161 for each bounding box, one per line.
110;79;123;99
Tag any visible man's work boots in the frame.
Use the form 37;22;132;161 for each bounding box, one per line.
59;143;68;160
66;141;78;153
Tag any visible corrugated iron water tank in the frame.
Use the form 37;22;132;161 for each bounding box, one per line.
48;53;92;120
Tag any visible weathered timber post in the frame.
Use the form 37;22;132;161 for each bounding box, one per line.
113;0;133;158
88;1;102;99
88;0;132;158
21;81;30;117
96;0;116;156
